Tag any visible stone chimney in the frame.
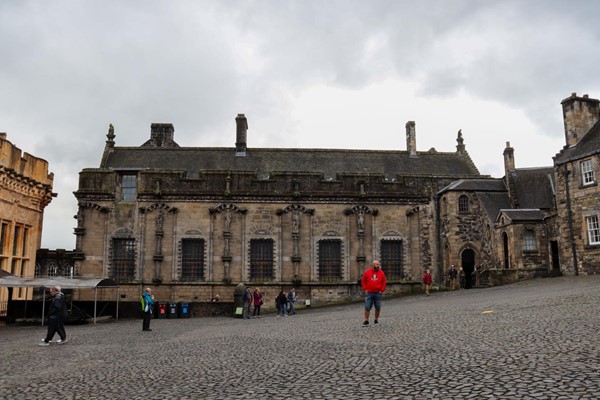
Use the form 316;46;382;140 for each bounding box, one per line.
503;141;515;186
235;114;248;156
141;123;179;148
561;92;600;147
406;121;417;157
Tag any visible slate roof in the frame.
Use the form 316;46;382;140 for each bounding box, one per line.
497;209;545;223
438;178;506;193
477;192;512;221
103;147;481;179
512;167;555;210
554;119;600;164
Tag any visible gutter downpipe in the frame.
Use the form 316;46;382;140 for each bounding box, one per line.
562;169;578;275
435;193;443;285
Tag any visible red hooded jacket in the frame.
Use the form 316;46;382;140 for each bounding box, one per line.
362;267;387;293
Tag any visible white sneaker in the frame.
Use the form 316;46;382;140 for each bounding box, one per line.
56;338;69;345
41;338;52;343
39;341;50;346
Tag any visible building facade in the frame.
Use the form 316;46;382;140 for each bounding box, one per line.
72;93;600;307
0;133;54;310
554;93;600;275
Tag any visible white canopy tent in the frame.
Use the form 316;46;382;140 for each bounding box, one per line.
0;274;120;324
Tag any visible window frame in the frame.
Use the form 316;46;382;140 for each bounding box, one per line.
581;159;595;186
121;174;138;201
111;238;136;281
522;229;537;252
181;238;205;281
458;195;469;213
586;215;600;245
249;238;274;281
380;239;404;279
318;239;342;281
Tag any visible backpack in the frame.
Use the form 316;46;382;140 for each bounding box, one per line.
140;295;145;311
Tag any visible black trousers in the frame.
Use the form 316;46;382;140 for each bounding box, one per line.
45;316;66;342
143;311;152;330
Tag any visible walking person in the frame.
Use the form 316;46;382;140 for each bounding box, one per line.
242;287;253;320
276;289;288;318
287;287;297;315
361;260;387;327
459;267;466;289
422;269;433;296
448;265;458;290
39;286;68;346
252;287;263;318
141;287;155;331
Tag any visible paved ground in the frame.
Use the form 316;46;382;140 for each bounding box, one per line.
1;275;599;400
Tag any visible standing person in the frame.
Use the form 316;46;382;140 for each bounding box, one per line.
276;289;288;318
141;287;155;332
242;287;253;320
287;287;297;315
459;267;466;289
361;260;387;327
39;286;68;346
448;265;458;290
422;269;433;296
252;288;263;318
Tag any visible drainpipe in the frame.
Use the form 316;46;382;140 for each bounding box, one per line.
435;193;443;285
562;169;578;275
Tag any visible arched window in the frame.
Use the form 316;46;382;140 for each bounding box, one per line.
458;195;469;213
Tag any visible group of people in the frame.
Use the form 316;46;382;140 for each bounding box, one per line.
39;260;476;343
240;286;298;319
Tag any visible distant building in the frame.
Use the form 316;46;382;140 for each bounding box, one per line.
0;133;54;311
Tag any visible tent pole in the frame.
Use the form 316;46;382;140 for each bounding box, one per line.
94;288;97;325
41;288;46;326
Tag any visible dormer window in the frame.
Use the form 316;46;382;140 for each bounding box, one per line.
121;174;137;201
581;159;595;185
458;195;469;213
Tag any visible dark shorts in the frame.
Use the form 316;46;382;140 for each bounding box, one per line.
364;292;382;311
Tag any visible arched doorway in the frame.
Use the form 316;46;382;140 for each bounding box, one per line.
461;248;475;289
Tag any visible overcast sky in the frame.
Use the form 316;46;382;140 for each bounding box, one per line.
2;0;600;250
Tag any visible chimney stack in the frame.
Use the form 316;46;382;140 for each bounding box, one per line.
561;92;600;147
406;121;417;157
235;114;248;156
503;141;515;185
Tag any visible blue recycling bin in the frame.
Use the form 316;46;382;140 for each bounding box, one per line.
178;302;191;318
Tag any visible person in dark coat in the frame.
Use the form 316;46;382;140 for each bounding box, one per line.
39;286;68;346
276;289;288;318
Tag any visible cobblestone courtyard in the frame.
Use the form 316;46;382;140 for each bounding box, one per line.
1;275;599;399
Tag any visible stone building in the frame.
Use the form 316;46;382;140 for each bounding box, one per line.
554;93;600;275
71;92;600;308
73;119;482;305
0;133;54;312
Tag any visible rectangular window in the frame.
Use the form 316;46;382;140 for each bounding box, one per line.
582;160;595;185
250;239;274;281
121;174;137;201
22;227;29;257
522;230;537;251
381;240;403;279
12;225;21;256
0;222;8;255
181;239;205;281
112;238;136;280
458;195;469;213
587;216;600;245
318;239;342;280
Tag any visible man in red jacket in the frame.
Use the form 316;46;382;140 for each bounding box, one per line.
361;260;387;326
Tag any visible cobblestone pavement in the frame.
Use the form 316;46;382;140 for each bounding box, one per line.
1;275;600;400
